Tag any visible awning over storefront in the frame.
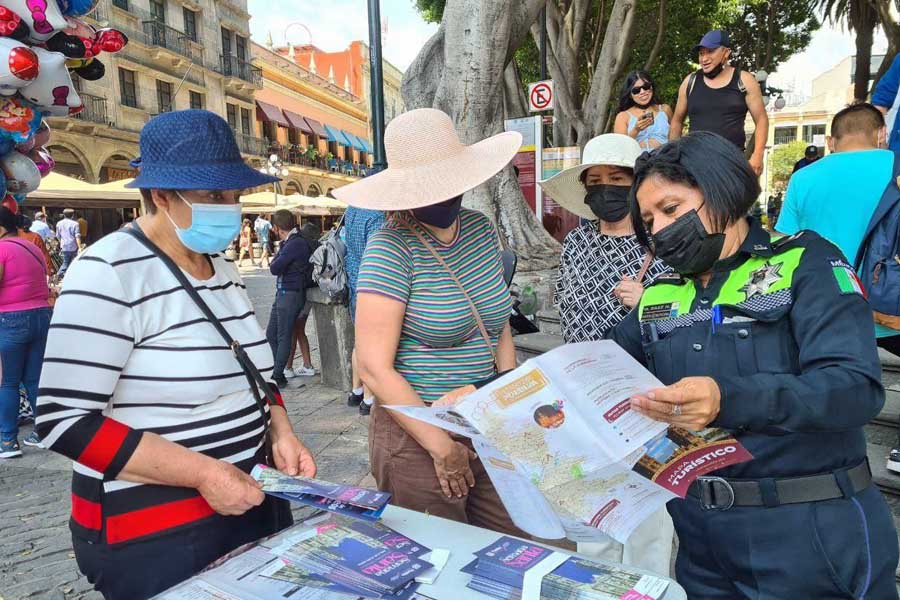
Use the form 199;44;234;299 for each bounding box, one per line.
304;117;328;139
323;124;343;144
342;131;366;152
283;110;313;134
255;101;290;127
360;138;374;153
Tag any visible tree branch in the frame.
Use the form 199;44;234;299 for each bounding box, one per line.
589;0;606;77
503;60;529;119
762;2;776;70
643;0;667;71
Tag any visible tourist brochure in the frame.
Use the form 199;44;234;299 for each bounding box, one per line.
388;341;752;543
252;465;391;521
461;536;670;600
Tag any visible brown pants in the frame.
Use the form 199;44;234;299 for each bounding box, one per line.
369;401;528;537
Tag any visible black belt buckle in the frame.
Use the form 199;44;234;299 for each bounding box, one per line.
697;476;735;511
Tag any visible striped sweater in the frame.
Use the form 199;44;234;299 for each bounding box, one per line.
357;209;511;403
36;231;283;546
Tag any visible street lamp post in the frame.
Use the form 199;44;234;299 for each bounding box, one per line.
259;153;290;206
367;0;387;172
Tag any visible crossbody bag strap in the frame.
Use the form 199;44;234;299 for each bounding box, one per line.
401;218;499;370
121;225;275;461
636;253;654;283
1;238;47;275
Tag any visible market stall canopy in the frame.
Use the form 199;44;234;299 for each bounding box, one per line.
22;173;141;209
255;101;290;128
304;117;328;139
283;110;313;134
241;192;347;217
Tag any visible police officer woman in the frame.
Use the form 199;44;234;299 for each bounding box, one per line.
610;132;899;598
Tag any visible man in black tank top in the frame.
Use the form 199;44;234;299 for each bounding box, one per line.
670;30;769;176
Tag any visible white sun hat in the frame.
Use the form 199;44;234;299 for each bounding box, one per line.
539;133;643;220
332;108;523;210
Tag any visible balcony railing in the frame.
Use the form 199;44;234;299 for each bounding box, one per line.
268;143;366;176
72;92;108;125
142;21;200;62
220;54;262;86
234;131;266;156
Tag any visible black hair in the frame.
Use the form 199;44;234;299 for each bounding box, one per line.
16;213;32;230
0;206;16;235
617;70;663;113
630;131;761;250
272;209;295;231
579;165;635;185
533;404;562;424
831;102;884;140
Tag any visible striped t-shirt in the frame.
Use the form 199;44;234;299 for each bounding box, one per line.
36;230;282;546
357;209;511;403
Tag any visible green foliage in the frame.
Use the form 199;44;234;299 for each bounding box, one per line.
768;140;808;188
413;0;445;23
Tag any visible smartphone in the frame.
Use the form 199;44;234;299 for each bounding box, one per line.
642;111;653;121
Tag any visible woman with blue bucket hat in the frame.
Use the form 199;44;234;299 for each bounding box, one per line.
35;110;317;599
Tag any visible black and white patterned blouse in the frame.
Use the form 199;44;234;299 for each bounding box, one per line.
556;223;669;343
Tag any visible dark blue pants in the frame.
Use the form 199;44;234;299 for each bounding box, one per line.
266;289;305;380
73;496;292;600
59;250;77;278
669;485;899;599
0;308;50;441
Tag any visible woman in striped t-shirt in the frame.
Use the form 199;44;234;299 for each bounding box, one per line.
36;111;316;599
334;109;526;535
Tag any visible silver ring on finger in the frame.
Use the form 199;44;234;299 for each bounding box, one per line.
671;404;682;417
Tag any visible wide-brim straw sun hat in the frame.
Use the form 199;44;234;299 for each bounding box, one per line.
126;109;280;191
539;133;642;220
331;108;522;210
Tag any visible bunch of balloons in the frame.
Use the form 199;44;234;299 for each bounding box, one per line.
0;0;128;215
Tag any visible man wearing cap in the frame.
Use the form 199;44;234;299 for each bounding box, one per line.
670;29;769;176
55;208;81;279
29;212;53;241
792;145;820;173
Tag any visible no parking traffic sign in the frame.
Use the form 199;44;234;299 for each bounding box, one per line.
528;80;554;112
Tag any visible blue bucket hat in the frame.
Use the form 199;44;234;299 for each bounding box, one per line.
693;30;731;53
125;109;279;190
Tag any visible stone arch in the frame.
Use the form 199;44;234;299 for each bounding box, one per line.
325;188;335;198
96;149;138;183
307;183;322;197
284;180;303;195
47;141;95;182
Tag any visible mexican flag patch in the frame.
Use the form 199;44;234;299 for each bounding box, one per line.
832;262;866;297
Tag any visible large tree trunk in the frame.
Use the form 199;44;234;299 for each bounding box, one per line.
872;0;900;87
402;0;562;271
851;0;878;101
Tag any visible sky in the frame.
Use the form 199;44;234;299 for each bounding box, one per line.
247;1;884;97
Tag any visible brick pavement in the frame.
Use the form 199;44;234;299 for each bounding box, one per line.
0;267;371;600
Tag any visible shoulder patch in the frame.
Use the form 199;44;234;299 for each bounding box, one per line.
772;231;804;250
830;259;866;297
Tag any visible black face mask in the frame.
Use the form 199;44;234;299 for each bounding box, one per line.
584;184;631;223
652;209;725;276
412;195;463;229
703;59;726;79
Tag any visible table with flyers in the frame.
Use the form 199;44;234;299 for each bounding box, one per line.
157;505;686;600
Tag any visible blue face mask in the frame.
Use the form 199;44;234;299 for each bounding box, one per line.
166;191;242;254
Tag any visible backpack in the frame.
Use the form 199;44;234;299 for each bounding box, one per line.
854;151;900;329
309;218;348;301
304;236;321;289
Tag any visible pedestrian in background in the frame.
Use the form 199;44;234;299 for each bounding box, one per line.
0;206;50;458
29;211;53;241
873;52;900;152
286;220;321;380
17;214;54;275
339;108;526;535
36;110;314;599
237;218;254;267
775;103;900;472
343;205;385;415
267;209;311;388
540;133;672;574
614;70;672;152
792;144;820;173
670;30;769;175
254;213;272;268
55;208;81;278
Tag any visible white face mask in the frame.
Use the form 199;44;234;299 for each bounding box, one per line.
165;191;242;254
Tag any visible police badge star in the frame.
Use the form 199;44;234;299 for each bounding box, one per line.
740;262;783;299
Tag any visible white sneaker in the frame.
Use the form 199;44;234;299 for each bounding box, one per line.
294;365;317;377
283;368;297;379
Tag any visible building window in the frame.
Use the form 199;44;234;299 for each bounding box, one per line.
189;90;203;110
150;0;165;23
183;8;198;42
157;80;173;113
240;107;251;135
773;126;797;146
236;35;247;62
226;103;237;129
262;121;277;143
119;68;138;108
802;124;827;145
287;127;299;145
221;27;232;56
112;0;129;10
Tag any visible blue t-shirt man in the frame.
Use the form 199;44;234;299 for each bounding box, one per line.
777;148;896;337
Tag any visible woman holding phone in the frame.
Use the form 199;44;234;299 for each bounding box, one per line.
614;70;672;152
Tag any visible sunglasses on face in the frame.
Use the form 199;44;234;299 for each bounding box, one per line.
631;83;653;95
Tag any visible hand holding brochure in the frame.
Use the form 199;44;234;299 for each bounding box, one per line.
252;465;391;521
388;341;752;544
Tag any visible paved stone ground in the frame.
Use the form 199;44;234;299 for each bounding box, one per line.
0;267;371;600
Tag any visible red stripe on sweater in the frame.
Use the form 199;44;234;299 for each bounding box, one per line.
105;496;215;544
71;493;102;530
76;418;130;473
